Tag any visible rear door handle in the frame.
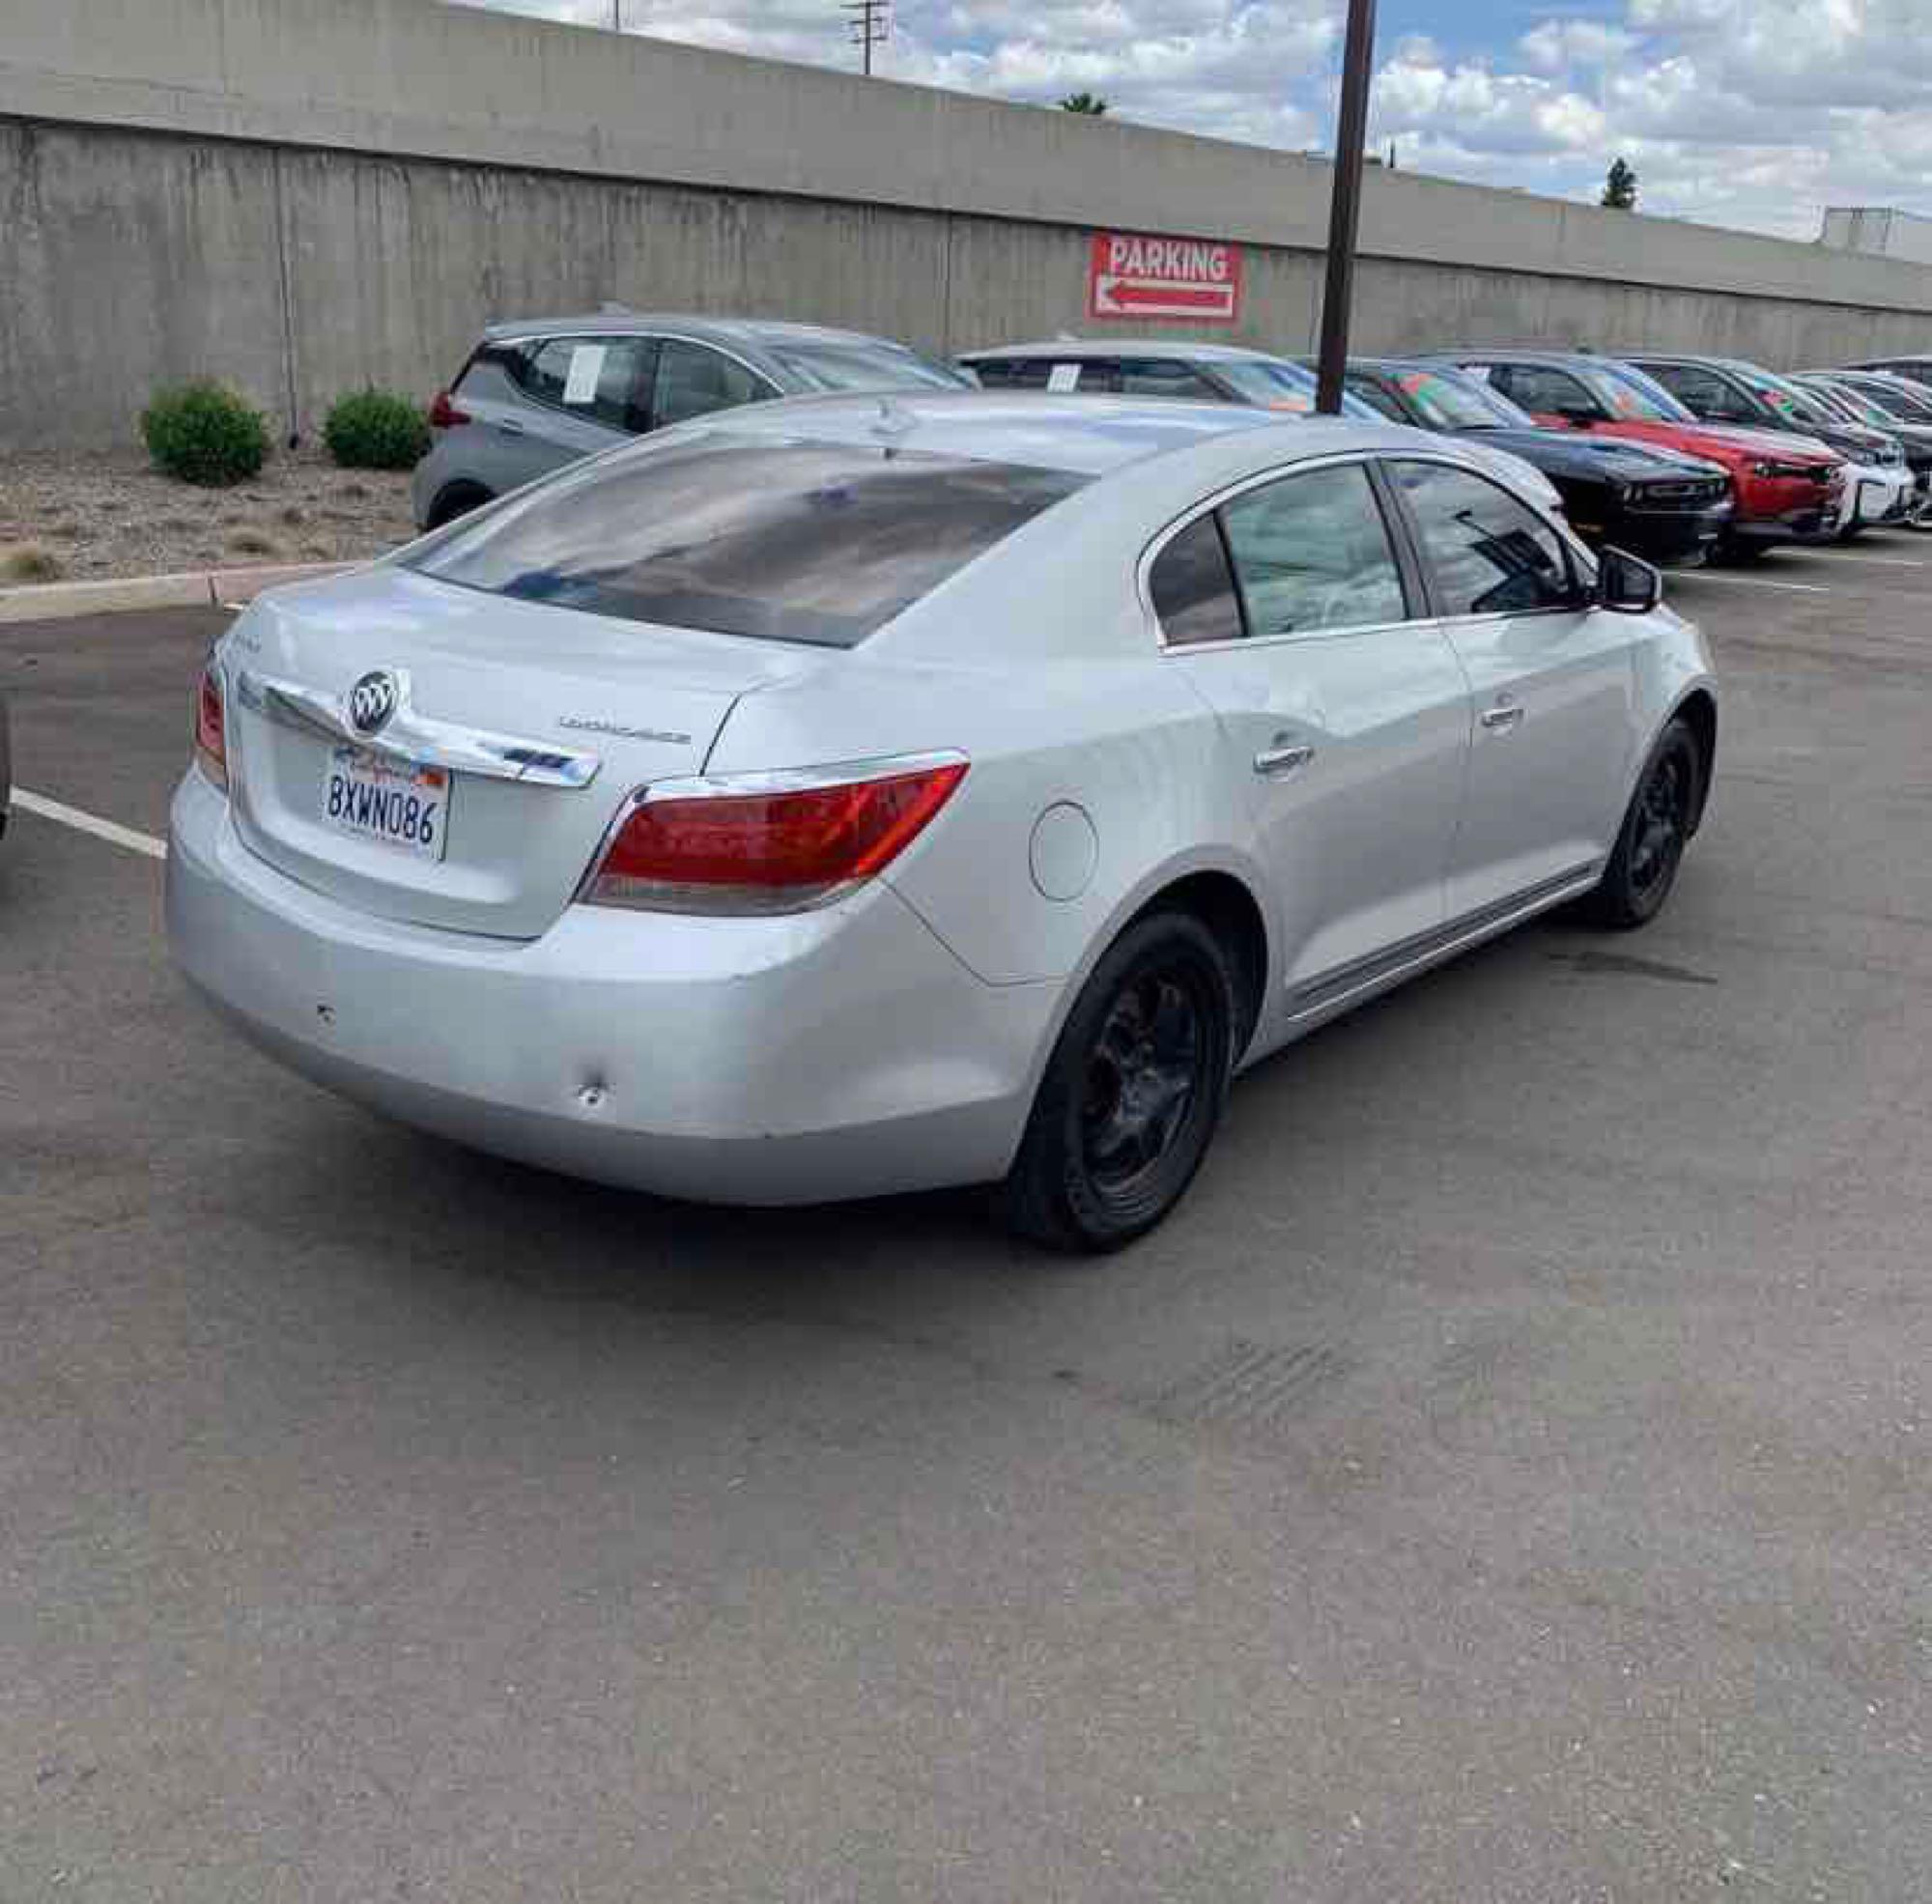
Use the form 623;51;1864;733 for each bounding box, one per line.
496;417;527;437
1254;740;1316;778
1480;701;1525;732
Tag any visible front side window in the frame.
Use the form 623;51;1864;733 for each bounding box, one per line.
1647;363;1753;422
407;437;1088;647
652;341;772;430
1392;462;1579;618
1219;463;1409;637
1494;363;1598;418
1148;514;1244;647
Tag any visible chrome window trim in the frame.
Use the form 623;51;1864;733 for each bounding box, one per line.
1139;448;1585;653
236;668;602;789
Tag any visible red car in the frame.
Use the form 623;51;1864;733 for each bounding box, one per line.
1433;351;1845;557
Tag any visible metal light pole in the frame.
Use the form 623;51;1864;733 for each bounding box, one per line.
1314;0;1378;415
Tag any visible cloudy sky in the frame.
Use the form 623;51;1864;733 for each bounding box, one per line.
455;0;1931;241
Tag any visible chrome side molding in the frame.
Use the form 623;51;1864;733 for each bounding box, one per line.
236;669;601;789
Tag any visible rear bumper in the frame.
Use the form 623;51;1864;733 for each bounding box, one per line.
166;771;1057;1204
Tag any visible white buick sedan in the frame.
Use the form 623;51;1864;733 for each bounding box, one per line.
168;393;1717;1249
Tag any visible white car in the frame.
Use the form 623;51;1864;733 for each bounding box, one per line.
168;394;1718;1249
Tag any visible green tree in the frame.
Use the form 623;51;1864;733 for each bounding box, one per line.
1602;157;1639;211
1060;92;1109;115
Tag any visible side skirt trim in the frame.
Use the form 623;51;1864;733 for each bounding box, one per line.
1285;862;1601;1026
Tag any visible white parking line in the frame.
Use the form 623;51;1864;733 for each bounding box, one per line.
1835;554;1926;568
1674;572;1831;594
13;788;167;861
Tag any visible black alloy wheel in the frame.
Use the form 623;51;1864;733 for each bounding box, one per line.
1585;717;1701;929
1001;912;1236;1251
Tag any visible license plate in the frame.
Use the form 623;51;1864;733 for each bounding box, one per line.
323;745;449;862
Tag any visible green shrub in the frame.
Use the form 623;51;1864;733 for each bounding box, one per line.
0;545;62;584
324;389;430;470
141;382;270;486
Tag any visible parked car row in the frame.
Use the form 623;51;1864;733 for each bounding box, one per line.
410;312;1932;573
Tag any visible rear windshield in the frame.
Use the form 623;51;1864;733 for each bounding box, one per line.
1592;361;1697;423
405;437;1088;647
1391;366;1533;431
1213;359;1378;418
764;341;972;393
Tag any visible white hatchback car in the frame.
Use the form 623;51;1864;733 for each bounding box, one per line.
169;394;1717;1249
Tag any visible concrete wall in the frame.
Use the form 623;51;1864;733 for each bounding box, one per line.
4;0;1932;451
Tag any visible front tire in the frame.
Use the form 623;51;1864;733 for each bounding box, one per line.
1585;717;1702;929
1000;912;1236;1252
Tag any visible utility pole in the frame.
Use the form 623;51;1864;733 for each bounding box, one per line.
1314;0;1378;415
611;0;621;27
843;0;889;74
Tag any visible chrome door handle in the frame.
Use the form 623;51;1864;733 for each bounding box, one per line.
1253;740;1316;778
1480;701;1525;732
497;417;527;437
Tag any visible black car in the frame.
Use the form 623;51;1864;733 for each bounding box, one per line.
1336;358;1733;563
1625;353;1911;532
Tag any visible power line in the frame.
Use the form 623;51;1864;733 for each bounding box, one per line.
842;0;889;76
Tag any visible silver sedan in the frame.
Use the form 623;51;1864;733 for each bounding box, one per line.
169;394;1717;1249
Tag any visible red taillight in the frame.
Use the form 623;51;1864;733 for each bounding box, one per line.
194;667;228;791
582;757;968;915
428;389;470;429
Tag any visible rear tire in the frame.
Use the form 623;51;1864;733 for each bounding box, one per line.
1000;912;1236;1252
426;483;493;530
1584;717;1701;930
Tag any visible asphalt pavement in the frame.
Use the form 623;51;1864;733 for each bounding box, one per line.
4;549;1930;1900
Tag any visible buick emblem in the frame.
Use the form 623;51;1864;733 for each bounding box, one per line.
347;669;400;736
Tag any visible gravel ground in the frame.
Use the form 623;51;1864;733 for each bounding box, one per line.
0;447;416;584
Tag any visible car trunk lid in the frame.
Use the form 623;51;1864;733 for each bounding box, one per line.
221;568;815;938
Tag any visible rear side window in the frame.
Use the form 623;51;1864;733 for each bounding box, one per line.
1220;464;1408;637
405;437;1089;648
969;358;1053;390
1149;515;1244;647
515;336;656;431
1391;462;1578;617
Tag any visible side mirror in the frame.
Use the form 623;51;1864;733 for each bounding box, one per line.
1598;545;1662;614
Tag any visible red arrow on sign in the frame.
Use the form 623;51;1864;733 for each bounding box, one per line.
1106;281;1234;310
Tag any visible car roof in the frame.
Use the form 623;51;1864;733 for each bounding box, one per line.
480;312;924;352
958;339;1299;365
643;388;1421;478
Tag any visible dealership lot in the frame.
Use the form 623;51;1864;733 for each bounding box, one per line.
5;548;1932;1898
